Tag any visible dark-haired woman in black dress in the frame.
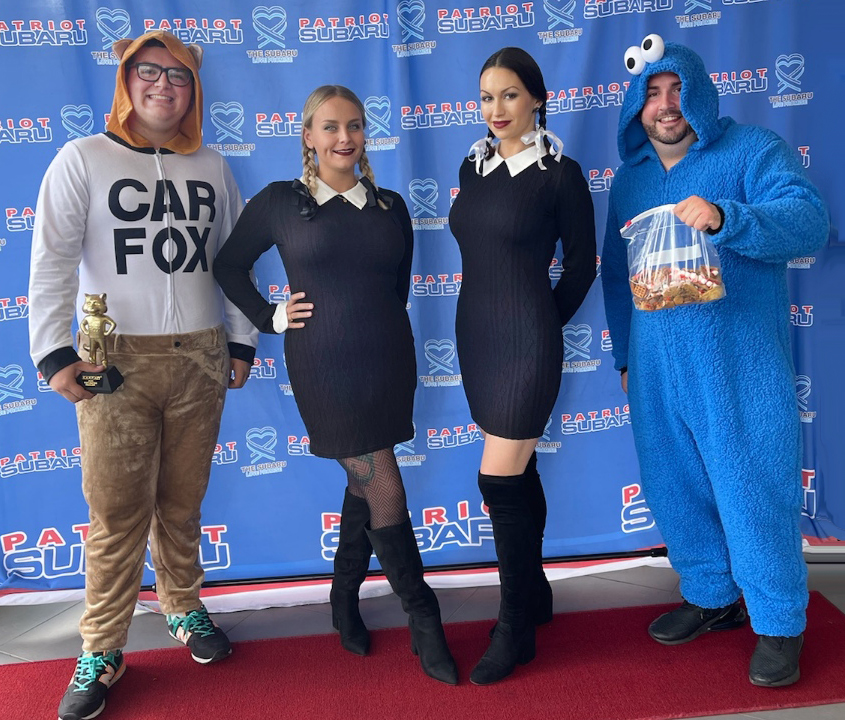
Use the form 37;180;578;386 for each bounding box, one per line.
449;47;597;684
214;85;456;685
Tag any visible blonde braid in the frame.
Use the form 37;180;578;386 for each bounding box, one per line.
358;151;388;210
301;145;318;197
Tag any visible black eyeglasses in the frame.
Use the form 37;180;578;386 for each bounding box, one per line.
128;62;193;87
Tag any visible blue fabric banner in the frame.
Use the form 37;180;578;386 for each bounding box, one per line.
1;0;841;590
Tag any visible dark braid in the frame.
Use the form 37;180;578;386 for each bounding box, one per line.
538;104;551;146
485;128;496;159
478;127;496;174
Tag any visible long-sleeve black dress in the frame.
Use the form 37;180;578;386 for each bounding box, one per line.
448;149;597;439
214;180;416;459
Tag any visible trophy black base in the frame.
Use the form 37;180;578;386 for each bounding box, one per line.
77;366;124;394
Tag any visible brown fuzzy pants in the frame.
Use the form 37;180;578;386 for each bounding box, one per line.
75;327;228;652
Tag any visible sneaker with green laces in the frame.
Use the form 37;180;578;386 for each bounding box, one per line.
58;649;125;720
166;605;232;664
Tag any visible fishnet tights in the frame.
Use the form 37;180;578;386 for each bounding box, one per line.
338;449;408;529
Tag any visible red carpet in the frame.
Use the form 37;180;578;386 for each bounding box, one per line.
3;592;845;720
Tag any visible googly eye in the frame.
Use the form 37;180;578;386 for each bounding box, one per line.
641;34;665;64
624;46;645;75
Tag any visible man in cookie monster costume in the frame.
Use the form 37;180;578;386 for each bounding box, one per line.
28;31;258;720
601;35;828;687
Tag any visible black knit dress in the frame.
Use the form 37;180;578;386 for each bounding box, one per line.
213;181;415;459
448;151;596;439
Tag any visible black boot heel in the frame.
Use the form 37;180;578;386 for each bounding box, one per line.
409;615;458;685
330;598;370;656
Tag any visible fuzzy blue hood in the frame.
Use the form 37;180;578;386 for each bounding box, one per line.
619;41;724;164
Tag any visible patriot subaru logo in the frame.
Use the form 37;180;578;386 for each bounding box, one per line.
420;339;461;387
241;426;286;476
676;0;721;27
95;7;131;49
771;53;812;108
562;323;601;373
60;104;94;140
208;101;255;156
539;0;582;43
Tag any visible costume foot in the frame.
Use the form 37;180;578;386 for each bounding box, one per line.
749;634;803;687
648;600;746;645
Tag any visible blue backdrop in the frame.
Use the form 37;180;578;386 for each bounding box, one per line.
1;0;842;592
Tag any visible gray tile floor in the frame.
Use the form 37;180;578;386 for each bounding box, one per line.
2;560;844;720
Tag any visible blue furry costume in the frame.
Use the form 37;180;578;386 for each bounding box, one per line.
601;41;828;636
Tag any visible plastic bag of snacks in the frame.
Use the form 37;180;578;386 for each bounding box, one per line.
621;204;726;312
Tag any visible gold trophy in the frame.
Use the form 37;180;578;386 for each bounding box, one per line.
76;293;124;393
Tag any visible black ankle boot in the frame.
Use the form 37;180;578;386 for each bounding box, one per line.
472;473;537;685
366;519;458;685
330;490;372;656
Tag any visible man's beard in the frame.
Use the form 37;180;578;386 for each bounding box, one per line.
644;115;694;145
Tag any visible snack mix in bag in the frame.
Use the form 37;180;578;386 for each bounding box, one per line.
622;204;726;312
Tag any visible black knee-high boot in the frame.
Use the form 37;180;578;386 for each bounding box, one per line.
330;490;372;656
524;452;553;625
366;519;458;685
472;472;537;685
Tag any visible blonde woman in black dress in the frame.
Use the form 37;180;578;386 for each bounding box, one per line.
214;85;456;685
449;48;597;684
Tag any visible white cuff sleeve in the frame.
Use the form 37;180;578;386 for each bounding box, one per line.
272;302;289;333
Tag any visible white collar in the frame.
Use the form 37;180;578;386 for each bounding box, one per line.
307;176;368;209
481;144;547;177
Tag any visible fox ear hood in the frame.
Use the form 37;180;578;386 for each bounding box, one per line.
106;30;203;154
618;36;721;164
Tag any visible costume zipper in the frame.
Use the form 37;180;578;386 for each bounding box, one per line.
154;149;178;332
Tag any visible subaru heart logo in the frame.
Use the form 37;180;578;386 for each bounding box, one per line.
563;323;592;361
61;104;94;140
246;426;277;464
0;364;25;403
795;375;811;412
409;178;438;218
210;101;245;143
397;0;426;43
544;0;575;30
364;96;391;138
775;53;804;94
253;5;287;48
96;7;131;49
424;339;455;374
